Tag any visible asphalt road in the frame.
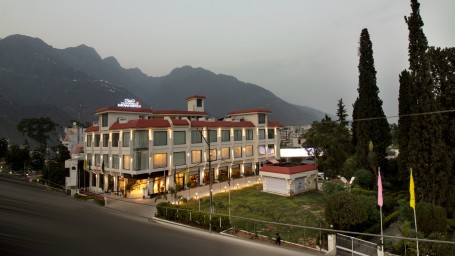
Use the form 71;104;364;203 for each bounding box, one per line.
0;176;317;256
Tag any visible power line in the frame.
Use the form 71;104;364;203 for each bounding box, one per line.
336;109;455;123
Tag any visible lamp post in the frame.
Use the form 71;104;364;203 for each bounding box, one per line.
199;128;213;232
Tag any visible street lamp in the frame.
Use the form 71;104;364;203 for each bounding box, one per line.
198;128;213;232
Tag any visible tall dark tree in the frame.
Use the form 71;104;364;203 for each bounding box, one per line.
398;70;413;182
405;0;451;207
336;98;348;127
351;28;391;172
17;117;59;147
0;138;8;159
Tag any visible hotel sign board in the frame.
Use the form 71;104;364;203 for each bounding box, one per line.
118;99;141;108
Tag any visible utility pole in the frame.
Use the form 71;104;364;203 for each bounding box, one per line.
199;128;213;232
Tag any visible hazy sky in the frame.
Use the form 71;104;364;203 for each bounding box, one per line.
1;0;454;119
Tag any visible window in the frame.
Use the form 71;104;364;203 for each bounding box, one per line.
259;145;266;155
221;130;230;142
197;98;202;107
86;153;92;169
234;146;242;158
221;147;230;160
259;129;265;140
153;153;167;168
191;150;202;164
268;128;275;139
209;130;217;143
153;131;167;146
134;151;148;170
112;155;119;169
258;113;265;124
103;154;109;168
209;149;217;161
122;132;130;147
173;151;186;166
134;130;149;149
112;133;119;147
94;134;100;147
191;130;202;144
103;134;109;147
101;113;108;127
86;135;92;147
123;155;131;170
95;154;100;166
234;129;242;141
245;145;253;157
267;144;275;154
174;131;186;145
246;129;253;140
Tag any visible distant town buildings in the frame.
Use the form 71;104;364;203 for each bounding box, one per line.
82;96;282;197
280;125;311;148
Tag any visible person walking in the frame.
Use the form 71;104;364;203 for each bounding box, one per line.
275;233;281;246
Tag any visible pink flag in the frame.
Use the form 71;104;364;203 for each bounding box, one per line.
378;168;383;207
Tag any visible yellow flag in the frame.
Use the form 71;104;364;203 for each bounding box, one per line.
410;170;415;209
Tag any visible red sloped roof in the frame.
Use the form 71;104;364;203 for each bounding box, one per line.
153;110;207;115
95;106;155;114
109;119;171;130
268;121;283;127
227;109;272;115
260;164;317;175
172;119;191;126
85;125;99;132
190;120;255;128
186;95;206;100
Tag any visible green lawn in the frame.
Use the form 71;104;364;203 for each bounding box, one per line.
184;184;327;245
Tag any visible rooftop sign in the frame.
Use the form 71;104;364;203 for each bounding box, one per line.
117;99;141;108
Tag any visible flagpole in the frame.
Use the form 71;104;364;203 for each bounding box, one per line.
377;167;384;254
410;168;419;256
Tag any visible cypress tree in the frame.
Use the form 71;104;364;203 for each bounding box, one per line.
336;98;348;127
398;70;413;182
405;0;451;206
352;28;391;172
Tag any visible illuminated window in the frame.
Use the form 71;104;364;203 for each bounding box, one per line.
123;155;130;170
258;145;266;155
153;153;167;168
209;149;217;161
192;150;202;164
153;131;167;146
174;131;186;145
246;129;253;140
234;129;242;141
245;145;253;157
173;151;186;166
221;130;230;142
267;144;275;154
122;132;130;147
221;147;230;160
234;146;242;158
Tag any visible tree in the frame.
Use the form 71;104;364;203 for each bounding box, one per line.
352;28;391;172
398;70;413;182
17;117;58;146
304;115;352;178
0;138;8;159
336;98;348;127
5;144;30;172
416;202;447;236
405;0;451;207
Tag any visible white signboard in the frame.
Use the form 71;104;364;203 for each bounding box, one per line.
117;99;141;108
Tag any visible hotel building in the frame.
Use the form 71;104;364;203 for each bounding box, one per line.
84;96;281;197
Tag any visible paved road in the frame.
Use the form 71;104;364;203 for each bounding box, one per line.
0;176;317;256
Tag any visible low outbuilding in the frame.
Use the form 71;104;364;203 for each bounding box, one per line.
259;162;318;197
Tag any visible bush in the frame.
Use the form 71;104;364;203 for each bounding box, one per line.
322;180;346;195
353;169;374;190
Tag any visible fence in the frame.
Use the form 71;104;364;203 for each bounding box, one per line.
336;233;378;256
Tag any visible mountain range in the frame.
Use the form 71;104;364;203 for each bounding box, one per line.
0;34;329;144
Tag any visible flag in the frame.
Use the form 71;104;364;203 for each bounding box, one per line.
185;165;189;187
410;170;415;209
83;159;87;171
377;168;383;207
101;160;105;173
228;169;231;187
